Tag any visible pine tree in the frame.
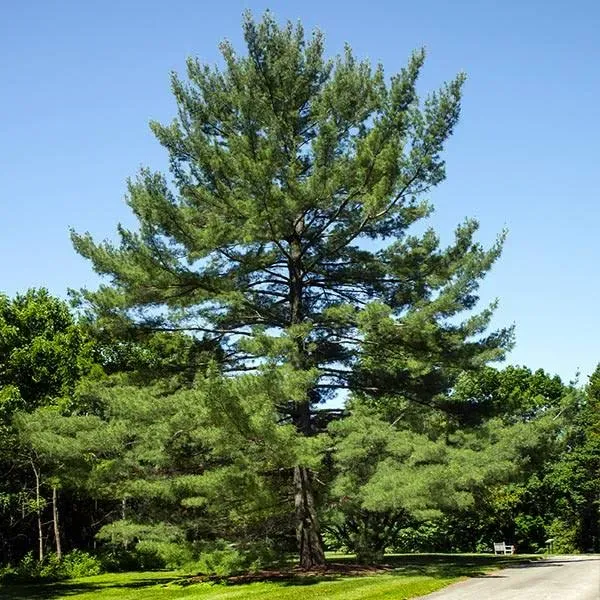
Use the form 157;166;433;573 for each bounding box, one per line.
326;400;559;559
72;12;512;567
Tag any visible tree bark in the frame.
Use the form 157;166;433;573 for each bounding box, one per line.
31;460;43;562
288;231;326;569
294;465;326;569
52;485;62;560
120;497;131;549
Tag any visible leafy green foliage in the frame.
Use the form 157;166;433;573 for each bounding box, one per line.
65;371;323;558
449;365;567;423
0;550;101;584
59;550;103;579
541;365;600;551
95;521;191;570
0;289;96;417
0;289;102;566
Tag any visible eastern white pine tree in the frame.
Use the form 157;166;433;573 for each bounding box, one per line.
72;12;512;567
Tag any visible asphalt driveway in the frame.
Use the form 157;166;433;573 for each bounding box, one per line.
417;555;600;600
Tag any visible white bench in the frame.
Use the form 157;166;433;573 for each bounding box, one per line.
494;541;515;555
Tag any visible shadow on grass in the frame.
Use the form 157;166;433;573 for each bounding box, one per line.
199;554;543;588
1;576;179;600
350;553;539;578
274;554;544;587
1;555;546;596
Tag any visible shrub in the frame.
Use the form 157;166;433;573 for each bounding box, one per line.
547;518;578;554
60;550;102;578
188;540;278;577
0;550;101;584
99;547;143;572
135;541;192;569
38;553;64;580
193;545;248;577
0;551;48;583
0;562;21;584
96;520;191;571
392;521;449;553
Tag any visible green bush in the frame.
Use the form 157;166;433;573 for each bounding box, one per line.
514;514;547;553
39;553;64;580
0;564;18;582
96;520;191;571
193;546;247;577
188;540;278;577
547;518;578;554
0;551;50;583
60;550;102;578
392;521;449;553
0;550;101;584
99;547;143;572
135;541;192;569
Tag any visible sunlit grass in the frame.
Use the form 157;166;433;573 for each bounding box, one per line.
1;554;537;600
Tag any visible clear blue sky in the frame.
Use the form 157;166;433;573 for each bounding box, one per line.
1;1;598;383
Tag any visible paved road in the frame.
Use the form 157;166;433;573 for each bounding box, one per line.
417;555;600;600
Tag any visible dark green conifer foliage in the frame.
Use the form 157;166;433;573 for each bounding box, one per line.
72;12;512;567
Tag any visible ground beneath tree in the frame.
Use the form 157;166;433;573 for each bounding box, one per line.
184;562;391;585
1;555;546;600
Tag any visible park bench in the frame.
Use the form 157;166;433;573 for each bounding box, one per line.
494;541;515;555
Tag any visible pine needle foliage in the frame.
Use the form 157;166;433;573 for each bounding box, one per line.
71;12;513;566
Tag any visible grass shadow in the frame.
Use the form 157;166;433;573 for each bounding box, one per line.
334;553;542;580
209;554;543;588
1;576;179;600
1;554;545;597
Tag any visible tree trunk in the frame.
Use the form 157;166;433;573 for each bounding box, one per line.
52;486;62;560
122;497;129;549
291;399;326;569
31;460;43;562
294;465;326;569
288;231;326;569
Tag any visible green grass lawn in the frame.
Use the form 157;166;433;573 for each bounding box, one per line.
0;554;537;600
